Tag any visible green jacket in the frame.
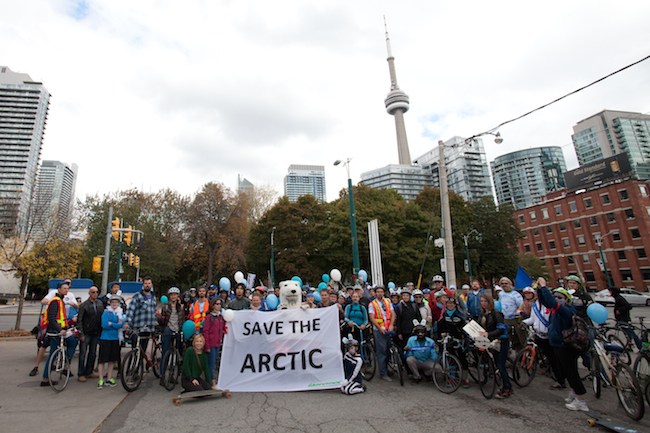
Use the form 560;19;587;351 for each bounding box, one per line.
182;347;211;383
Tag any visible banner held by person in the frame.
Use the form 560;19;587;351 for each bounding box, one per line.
217;307;344;392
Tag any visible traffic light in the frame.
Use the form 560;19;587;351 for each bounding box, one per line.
128;253;135;266
134;255;140;268
123;225;133;246
92;256;102;273
112;217;121;241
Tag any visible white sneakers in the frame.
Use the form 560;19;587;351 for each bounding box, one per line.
565;398;589;412
564;391;576;403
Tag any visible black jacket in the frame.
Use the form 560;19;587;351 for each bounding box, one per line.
438;309;467;340
479;310;507;341
395;301;422;336
78;299;104;336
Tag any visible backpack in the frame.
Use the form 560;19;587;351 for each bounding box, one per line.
562;314;590;352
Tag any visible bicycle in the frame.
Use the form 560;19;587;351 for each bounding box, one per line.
473;338;498;399
341;323;376;381
433;334;462;394
45;327;77;392
120;327;162;392
160;331;183;391
605;317;648;365
632;345;650;405
512;326;554;388
386;332;406;386
588;325;645;420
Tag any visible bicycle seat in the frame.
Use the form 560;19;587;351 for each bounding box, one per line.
603;342;624;353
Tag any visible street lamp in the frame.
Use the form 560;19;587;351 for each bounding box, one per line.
438;141;457;288
334;158;360;276
270;226;276;289
594;230;617;288
463;229;481;281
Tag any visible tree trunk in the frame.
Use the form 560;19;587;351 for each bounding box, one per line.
14;272;29;330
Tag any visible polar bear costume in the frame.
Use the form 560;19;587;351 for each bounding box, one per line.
279;280;306;309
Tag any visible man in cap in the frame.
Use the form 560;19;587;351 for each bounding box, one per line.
395;287;421;352
368;286;395;381
498;276;525;351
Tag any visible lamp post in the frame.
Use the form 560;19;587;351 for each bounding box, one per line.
463;229;481;282
334;158;360;276
595;230;616;288
270;226;276;289
438;141;457;288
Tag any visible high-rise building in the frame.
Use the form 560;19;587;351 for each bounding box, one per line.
414;137;493;202
360;165;433;201
237;174;254;195
491;147;567;210
0;66;50;237
284;165;326;203
32;160;77;240
572;110;650;179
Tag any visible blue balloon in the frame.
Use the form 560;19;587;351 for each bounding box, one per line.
313;291;322;304
291;276;303;287
322;273;330;283
182;320;196;341
160;295;168;304
388;281;396;290
318;282;327;290
495;300;502;312
587;302;609;325
219;277;231;291
266;294;279;310
358;269;368;282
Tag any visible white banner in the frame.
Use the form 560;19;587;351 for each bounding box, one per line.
217;307;344;392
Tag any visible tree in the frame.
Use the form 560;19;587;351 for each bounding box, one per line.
518;252;549;282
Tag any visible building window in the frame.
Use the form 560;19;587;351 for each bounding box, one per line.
584;197;593;208
641;268;650;280
553;257;560;265
606;213;615;223
554;205;562;216
625;208;635;219
577;235;585;245
589;216;598;226
585;271;595;282
637;248;647;259
574;219;581;228
546;225;552;233
562;238;570;248
541;208;549;219
524;244;531;252
533;228;539;236
582;254;589;263
617;250;626;260
518;215;524;224
601;193;611;205
530;211;537;221
536;243;543;251
620;269;633;281
619;189;628;200
559;222;566;231
569;201;577;213
567;256;575;264
631;228;641;239
549;241;556;250
612;232;621;241
641;185;648;197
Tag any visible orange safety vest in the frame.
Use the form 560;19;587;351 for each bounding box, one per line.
371;298;392;328
41;297;67;330
191;299;209;329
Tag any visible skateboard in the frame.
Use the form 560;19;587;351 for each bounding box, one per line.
585;411;639;433
172;389;232;406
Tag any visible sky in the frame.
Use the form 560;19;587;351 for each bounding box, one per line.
2;0;650;203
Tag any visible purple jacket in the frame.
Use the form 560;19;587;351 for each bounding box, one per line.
202;313;225;350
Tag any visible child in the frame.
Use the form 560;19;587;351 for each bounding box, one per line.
202;298;226;389
97;295;124;389
340;334;365;395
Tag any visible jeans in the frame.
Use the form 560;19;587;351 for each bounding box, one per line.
160;327;182;375
43;334;78;379
208;346;220;382
405;357;434;378
373;330;391;377
495;338;511;391
78;334;99;377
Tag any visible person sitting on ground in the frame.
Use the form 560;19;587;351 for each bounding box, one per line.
404;320;436;383
97;295;124;389
181;334;212;392
341;334;365;395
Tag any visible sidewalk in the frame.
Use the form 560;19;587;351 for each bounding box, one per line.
0;339;126;433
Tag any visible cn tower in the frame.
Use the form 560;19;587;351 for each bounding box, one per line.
383;19;412;165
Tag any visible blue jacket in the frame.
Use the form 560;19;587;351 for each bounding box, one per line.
100;309;124;341
466;289;484;318
537;286;576;348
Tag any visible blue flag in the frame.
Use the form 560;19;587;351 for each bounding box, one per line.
515;266;533;289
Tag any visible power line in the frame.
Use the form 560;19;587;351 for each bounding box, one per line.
467;53;650;141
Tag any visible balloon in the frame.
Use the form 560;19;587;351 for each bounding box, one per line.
388;281;396;290
219;277;231;291
330;269;342;282
223;309;235;322
313;291;322;304
291;276;303;287
182;320;196;341
265;294;279;310
160;295;168;304
317;282;328;290
495;300;502;312
358;269;368;282
234;271;245;284
322;273;331;283
587;302;609;325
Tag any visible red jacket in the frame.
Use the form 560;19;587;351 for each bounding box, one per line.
202;313;225;350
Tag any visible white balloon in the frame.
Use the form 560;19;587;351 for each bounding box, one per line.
223;309;235;322
330;268;342;282
234;271;245;284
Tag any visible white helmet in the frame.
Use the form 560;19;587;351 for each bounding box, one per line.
412;289;423;296
432;275;444;282
168;287;181;294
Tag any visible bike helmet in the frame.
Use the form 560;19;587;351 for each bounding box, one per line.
553;288;573;302
168;287;181;295
432;275;444;283
412;289;424;296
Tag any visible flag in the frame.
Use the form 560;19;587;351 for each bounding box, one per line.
515;266;532;289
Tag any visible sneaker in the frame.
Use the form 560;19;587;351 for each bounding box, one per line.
97;380;104;389
107;378;117;387
564;391;576;403
78;375;87;383
29;367;38;377
495;389;513;399
565;399;589;412
40;380;52;387
381;375;393;382
461;379;471;389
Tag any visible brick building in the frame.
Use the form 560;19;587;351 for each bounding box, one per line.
516;178;650;292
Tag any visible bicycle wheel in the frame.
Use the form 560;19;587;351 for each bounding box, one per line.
161;349;180;391
390;347;406;386
512;347;537;388
607;335;631;365
152;341;162;378
465;348;479;383
632;351;650;392
433;353;462;394
614;363;645;421
477;351;497;399
645;381;650;407
361;342;376;381
47;348;70;392
590;354;602;399
120;350;144;392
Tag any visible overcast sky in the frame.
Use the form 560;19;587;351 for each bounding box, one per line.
3;0;650;202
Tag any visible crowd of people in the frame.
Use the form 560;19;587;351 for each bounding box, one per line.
32;271;627;414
